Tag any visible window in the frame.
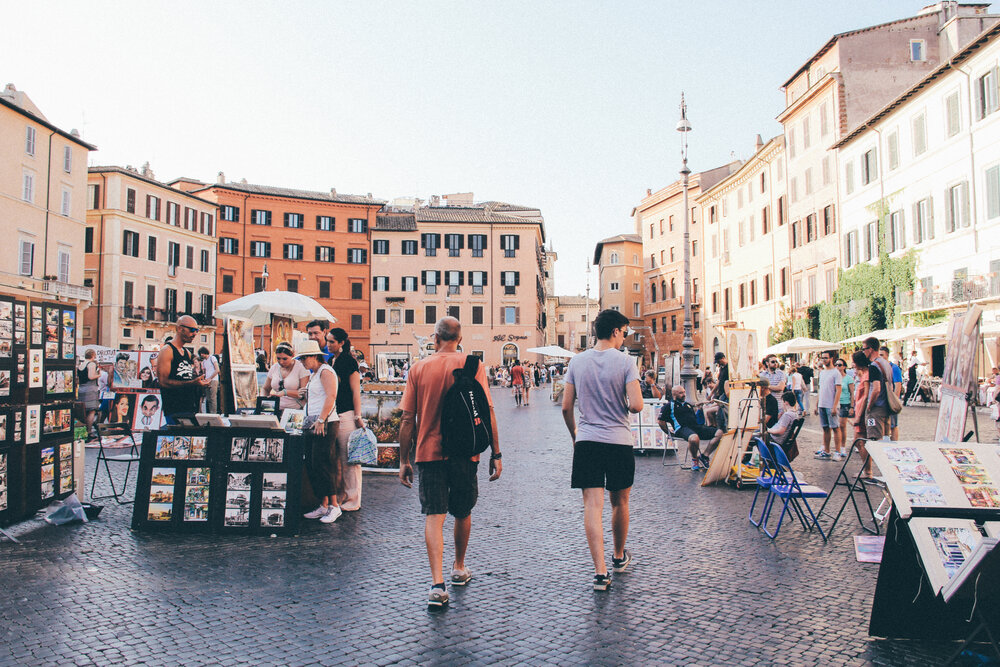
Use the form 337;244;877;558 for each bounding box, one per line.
182;245;192;269
22;171;34;202
351;314;362;330
166;202;179;226
825;270;836;301
804;168;813;195
633;302;640;317
184;207;197;231
425;306;437;324
790;176;798;202
57;250;70;283
472;306;484;325
750;280;757;305
861;148;877;185
806;214;816;243
501;234;519;257
350;282;362;300
738;284;746;308
402;240;417;255
670;246;676;261
502;271;519;295
946;92;961;137
802;116;810;150
348;218;367;233
844;230;859;268
844;162;854;195
219;238;238;255
287;279;298;293
145;195;160;221
123;281;134;309
146;284;157;310
912;113;927;156
888;210;906;252
375;309;386;324
787;128;796;159
373;239;389;254
470;271;487;294
791;220;800;248
793;279;802;307
445;234;463;256
221;205;239;222
312;215;335;231
469;234;487;257
779;267;788;297
913;198;933;243
319;281;330;299
402;276;417;292
84;227;94;253
610;282;620;292
820;101;830;137
373;276;389;291
760;171;767;193
609;252;619;264
18;240;34;276
761;207;770;235
808;275;817;304
222;275;234;293
25;126;36;155
652;319;657;334
405;309;414;324
447;305;460;320
910;39;925;62
421;233;440;256
975;68;999;119
887;131;899;171
250;241;271;258
987;165;1000;219
253;277;265;293
126;188;136;214
88;184;100;209
503;307;517;325
147;236;157;261
823;205;835;235
168;242;180;267
670;278;676;299
200;249;210;273
316;246;335;262
347;248;367;264
61;188;71;216
422;270;440;294
201;294;213;318
122;230;140;257
446;270;463;294
165;288;178;314
945;182;970;232
251;209;271;225
671;315;677;331
764;274;772;301
284;212;304;228
283;244;303;260
863;221;878;261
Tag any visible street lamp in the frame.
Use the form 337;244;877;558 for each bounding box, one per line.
677;93;697;400
261;262;269;291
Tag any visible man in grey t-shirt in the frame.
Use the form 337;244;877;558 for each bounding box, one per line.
562;309;643;592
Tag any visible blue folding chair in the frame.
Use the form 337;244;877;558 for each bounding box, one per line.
762;442;829;541
748;437;778;527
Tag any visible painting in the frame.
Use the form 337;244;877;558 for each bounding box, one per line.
270;316;293;366
939;307;981;396
226;317;256;367
725;329;759;380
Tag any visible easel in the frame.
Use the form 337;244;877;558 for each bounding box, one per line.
723;380;760;478
815;438;883;538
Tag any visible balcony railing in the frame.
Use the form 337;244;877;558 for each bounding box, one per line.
897;276;1000;313
121;307;216;327
42;280;92;301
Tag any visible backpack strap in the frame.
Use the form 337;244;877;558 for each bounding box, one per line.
463;355;480;378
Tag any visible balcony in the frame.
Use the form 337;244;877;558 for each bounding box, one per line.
121;307;216;327
897;275;1000;314
42;279;92;301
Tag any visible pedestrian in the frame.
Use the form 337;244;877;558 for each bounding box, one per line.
712;352;730;431
156;315;209;424
815;351;842;460
758;379;779;429
327;328;366;512
851;350;875;479
759;355;788;392
799;360;814;415
510;359;525;406
835;356;854;459
523;362;533;406
262;342;309;411
903;350;922;405
398;317;501;608
789;365;805;415
862;337;894;442
640;369;662;399
199;347;221;413
561;309;643;591
298;340;343;524
879;346;903;440
77;349;100;440
305;319;332;362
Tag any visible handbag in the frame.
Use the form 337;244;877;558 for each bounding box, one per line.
347;427;378;465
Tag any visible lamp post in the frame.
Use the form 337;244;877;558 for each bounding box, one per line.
261;262;269;291
677;93;697;400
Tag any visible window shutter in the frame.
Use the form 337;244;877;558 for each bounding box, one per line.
912;203;921;244
960;182;970;227
421;271;427;286
993;66;1000;112
467;271;473;285
515;307;520;324
974;75;984;119
435;271;441;285
499;307;504;322
926;196;935;239
458;271;465;285
284;212;289;226
481;234;487;250
420;234;426;249
514;235;520;250
362;249;368;263
363;219;369;233
514;272;520;286
146;195;151;218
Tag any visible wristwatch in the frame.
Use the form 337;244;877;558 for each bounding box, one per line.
490;452;502;461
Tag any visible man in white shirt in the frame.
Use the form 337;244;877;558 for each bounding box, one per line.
199;347;220;413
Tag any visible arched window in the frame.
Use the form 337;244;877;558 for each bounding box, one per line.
502;344;518;365
609;252;619;264
661;280;667;300
651;283;657;302
670;278;677;299
713;337;721;354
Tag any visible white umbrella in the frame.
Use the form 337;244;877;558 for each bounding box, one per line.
762;336;839;356
526;345;577;358
214;290;337;327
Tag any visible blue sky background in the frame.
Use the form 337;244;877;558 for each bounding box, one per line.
4;1;933;295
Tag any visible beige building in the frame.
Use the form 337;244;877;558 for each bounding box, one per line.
779;2;999;315
369;201;547;365
593;233;643;355
0;84;94;304
83;166;220;351
699;135;790;355
552;295;600;353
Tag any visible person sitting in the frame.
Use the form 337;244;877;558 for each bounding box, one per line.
658;385;723;471
768;391;799;450
759;379;779;429
702;379;719;426
640;370;662;399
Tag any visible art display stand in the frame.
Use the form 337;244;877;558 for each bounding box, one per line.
629;399;673;455
815;439;882;538
359;388;403;474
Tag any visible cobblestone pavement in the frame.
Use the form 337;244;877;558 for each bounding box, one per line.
1;391;996;666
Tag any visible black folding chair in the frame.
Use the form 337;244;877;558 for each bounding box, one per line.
90;422;140;504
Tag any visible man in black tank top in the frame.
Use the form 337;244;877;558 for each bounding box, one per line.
156;315;209;423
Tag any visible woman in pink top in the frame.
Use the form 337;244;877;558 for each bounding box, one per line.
262;343;309;411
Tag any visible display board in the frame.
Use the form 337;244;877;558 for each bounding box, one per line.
867;442;1000;518
224;317;258;411
934;308;981;443
628;399;674;451
359;391;402;473
269;316;293;368
725;329;759;380
131;427;303;534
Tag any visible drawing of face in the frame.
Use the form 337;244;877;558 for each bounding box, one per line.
141;396;160;418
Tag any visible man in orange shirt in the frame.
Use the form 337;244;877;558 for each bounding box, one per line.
399;317;502;608
510;359;525;406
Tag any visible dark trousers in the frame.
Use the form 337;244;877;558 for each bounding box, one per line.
903;377;918;404
307;426;342;499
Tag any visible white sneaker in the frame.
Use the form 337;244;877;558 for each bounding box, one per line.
320;506;342;523
303;505;328;519
832;452;842;462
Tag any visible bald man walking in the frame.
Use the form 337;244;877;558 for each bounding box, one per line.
156;315;209;423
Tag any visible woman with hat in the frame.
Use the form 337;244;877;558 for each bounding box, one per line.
327;328;365;511
296;340;343;524
262;342;309;411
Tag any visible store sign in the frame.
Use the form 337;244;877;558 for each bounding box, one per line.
492;334;529;342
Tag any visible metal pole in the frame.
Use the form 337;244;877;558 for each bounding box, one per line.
678;93;697;400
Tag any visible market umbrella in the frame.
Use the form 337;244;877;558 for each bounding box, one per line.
525;345;577;358
213;290;337;327
762;336;839;357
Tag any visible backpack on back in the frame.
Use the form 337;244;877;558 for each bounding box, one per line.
440;355;493;459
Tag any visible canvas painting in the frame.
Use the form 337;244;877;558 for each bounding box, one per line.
725;329;758;380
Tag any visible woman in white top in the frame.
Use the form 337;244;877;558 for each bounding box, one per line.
296;341;342;524
262;343;309;412
789;368;805;414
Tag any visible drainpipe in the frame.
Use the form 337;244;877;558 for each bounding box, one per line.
43;129;56;279
954;62;979;254
97;172;108;344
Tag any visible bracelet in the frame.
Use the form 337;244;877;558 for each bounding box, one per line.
490;452;502;461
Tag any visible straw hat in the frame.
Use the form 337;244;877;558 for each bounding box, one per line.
294;340;325;359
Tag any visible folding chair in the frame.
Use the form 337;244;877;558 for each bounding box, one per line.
660;423;689;467
762;442;829;541
748;437;778;527
90;422;140;504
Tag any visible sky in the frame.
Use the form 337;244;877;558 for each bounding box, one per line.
4;1;931;295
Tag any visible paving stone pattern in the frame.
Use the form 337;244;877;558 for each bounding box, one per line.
0;393;992;665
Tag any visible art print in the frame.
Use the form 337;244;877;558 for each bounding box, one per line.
26;404;40;444
270;315;293;367
232;368;258;410
183;504;208;522
224;507;250;527
0;370;9;397
892;462;935;484
189;436;206;459
0;302;10;321
151;468;176;486
0;320;12;340
928;525;979;578
0;414;6;442
951;465;992;486
279;409;305;433
726;329;759;380
29;349;42;388
226;490;250;509
62;343;74;360
148;503;172;521
963;485;1000;508
185;484;210;504
261;490;285;509
941;448;979;466
45;308;59;327
40;458;54;483
230;437;249;461
112;351;140;389
155;435;184;460
885;447;923;463
131;393;163;432
226;317;256;367
227;472;251;490
31;332;41;346
903;484;947;506
15;302;25;318
41;480;54;499
149;485;173;504
46;370;74;395
248;437;283;463
262;473;286;491
59;442;72;462
939;312;979;395
187;467;209;486
15;328;25;346
260;509;284;528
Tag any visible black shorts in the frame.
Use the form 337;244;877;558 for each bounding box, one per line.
571;441;635;491
417;458;479;518
676;425;718;441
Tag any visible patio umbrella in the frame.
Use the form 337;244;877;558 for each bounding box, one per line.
525;345;577;358
214;290;337;327
762;336;839;356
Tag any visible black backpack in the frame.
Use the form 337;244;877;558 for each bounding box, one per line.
440;356;493;458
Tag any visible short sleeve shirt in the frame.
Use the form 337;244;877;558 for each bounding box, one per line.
267;361;309;411
564;348;640;446
332;352;360;414
868;363;887;407
840;374;855;405
759;369;787;389
770;410;796;446
817;368;841;409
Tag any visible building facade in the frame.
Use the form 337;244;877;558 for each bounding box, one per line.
0;84;94;305
83;166;219;351
699;135;790;355
593;233;644;355
184;179;385;358
369;203;546;364
552;295;600;353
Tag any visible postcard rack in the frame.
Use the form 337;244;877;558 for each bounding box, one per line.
131;427;304;536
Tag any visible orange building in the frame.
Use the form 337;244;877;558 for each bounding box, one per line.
178;177;385;358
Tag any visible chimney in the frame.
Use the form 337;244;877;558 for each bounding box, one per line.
70;128;80;138
240;178;247;184
430;195;440;206
217;171;225;184
646;188;652;196
330;187;337;196
141;161;154;179
755;134;764;152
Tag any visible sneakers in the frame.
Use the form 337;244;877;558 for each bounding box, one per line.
319;506;342;523
593;573;612;591
303;505;329;519
450;567;472;586
689;461;701;471
699;454;711;468
612;550;632;573
832;452;842;462
814;451;832;461
428;585;449;607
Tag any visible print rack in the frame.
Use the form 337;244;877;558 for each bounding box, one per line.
131;427;304;535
